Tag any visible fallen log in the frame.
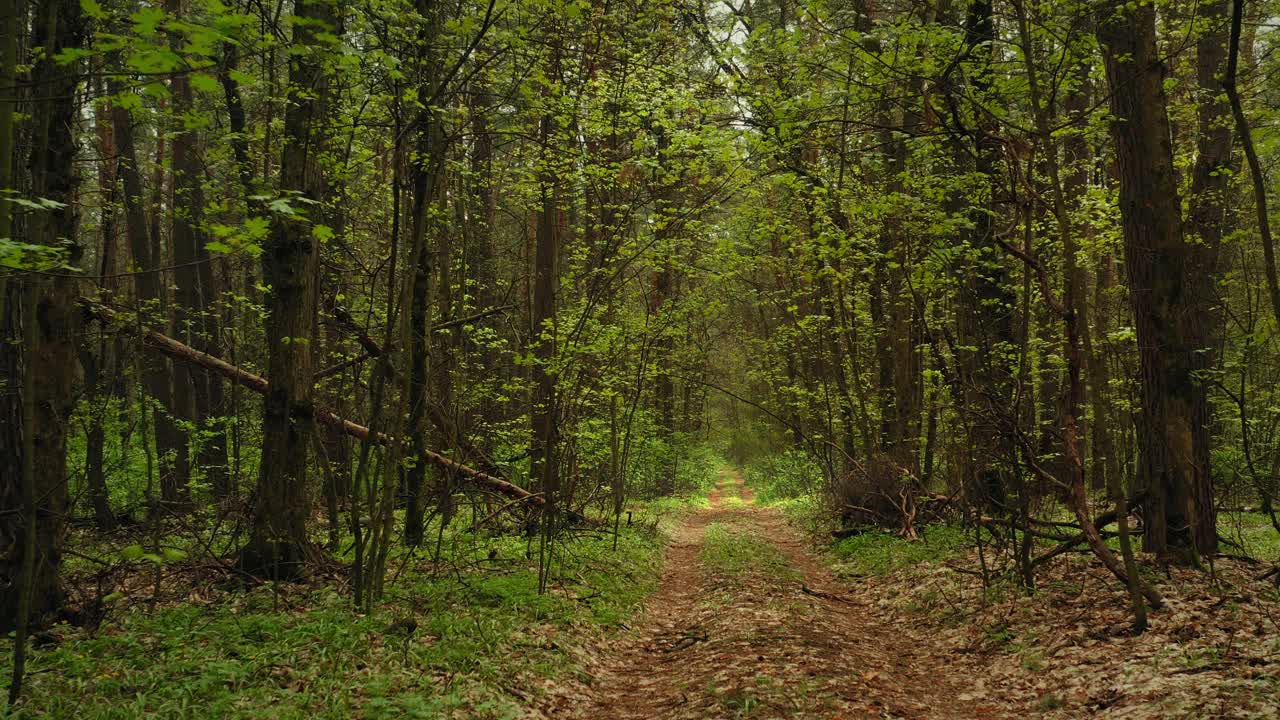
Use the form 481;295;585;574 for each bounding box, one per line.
81;299;543;508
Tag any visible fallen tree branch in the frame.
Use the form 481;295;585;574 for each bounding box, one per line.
81;299;543;509
319;304;510;480
1029;501;1144;569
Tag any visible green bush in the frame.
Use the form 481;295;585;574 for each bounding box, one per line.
744;450;824;504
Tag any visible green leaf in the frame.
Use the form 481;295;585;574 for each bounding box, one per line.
54;47;95;65
131;6;167;36
190;73;221;95
4;196;68;210
267;197;295;215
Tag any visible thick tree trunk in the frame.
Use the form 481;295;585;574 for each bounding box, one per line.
245;0;338;575
1;0;85;634
1180;0;1234;515
1014;0;1162;625
1098;1;1217;561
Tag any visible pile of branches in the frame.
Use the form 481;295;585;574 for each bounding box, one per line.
828;454;952;540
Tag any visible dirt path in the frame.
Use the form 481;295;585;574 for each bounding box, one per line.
569;469;995;719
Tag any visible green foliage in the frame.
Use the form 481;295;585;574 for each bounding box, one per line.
744;451;824;505
1;520;666;719
1219;512;1280;562
830;524;969;577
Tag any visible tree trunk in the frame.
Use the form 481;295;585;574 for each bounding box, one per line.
403;0;446;546
467;80;500;450
144;94;192;502
166;0;213;509
531;31;564;553
82;85;121;531
955;0;1015;511
1;0;86;634
1098;1;1218;561
1223;0;1280;331
109;85;189;513
244;0;338;575
652;262;675;494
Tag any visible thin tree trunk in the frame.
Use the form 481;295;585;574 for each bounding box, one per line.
109;85;189;514
1224;0;1280;329
532;27;564;591
82;86;120;531
403;0;446;546
955;0;1016;512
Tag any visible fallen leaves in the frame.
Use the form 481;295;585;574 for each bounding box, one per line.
845;546;1280;719
568;473;992;719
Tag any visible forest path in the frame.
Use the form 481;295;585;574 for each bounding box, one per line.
567;468;996;719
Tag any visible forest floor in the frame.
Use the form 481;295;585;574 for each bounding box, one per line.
562;469;1280;720
563;470;988;719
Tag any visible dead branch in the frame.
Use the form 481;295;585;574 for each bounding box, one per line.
81;299;543;509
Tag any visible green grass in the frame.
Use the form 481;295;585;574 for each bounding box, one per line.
700;522;800;583
3;522;666;719
1219;511;1280;561
829;524;969;577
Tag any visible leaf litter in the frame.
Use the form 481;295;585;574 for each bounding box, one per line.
560;472;991;719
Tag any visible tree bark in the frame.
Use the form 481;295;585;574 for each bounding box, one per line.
245;0;338;575
954;0;1015;511
1;0;86;634
109;82;190;514
403;0;447;546
82;83;121;531
1098;1;1218;561
530;26;563;521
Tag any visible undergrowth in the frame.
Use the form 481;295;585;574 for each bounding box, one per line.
0;498;708;720
742;450;823;505
829;524;970;577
